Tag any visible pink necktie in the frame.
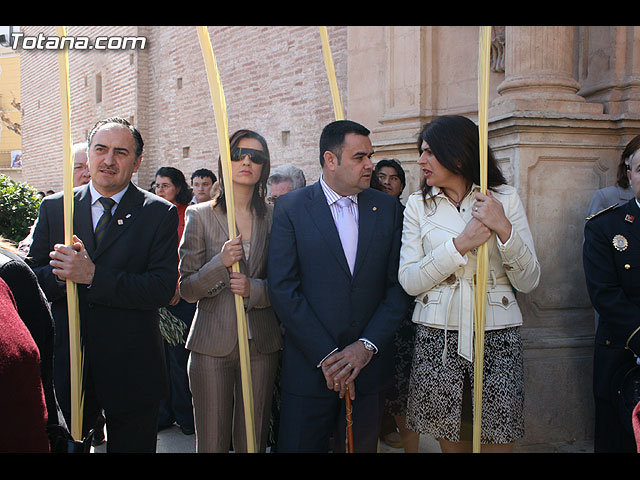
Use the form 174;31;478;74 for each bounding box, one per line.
336;197;358;274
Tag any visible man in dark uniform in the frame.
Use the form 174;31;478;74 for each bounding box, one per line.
583;146;640;452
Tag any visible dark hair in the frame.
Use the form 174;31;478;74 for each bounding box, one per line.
154;166;193;205
215;129;270;218
371;159;406;192
87;117;144;158
191;168;217;184
319;120;370;167
617;135;640;189
418;115;506;203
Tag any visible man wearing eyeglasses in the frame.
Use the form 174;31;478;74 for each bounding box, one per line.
268;120;409;452
266;164;306;204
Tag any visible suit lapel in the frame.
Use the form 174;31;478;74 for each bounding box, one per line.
352;189;377;278
74;185;96;256
306;182;352;278
93;183;143;260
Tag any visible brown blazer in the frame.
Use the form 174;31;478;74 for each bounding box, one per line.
178;201;282;357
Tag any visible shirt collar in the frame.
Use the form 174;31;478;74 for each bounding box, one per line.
89;181;129;206
430;183;480;199
319;174;358;206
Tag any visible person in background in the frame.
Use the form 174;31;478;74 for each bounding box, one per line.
586;136;639;330
266;164;306;204
1;235;72;452
0;276;50;452
398;115;540;453
19;143;91;256
179;129;282;452
153;166;196;436
190;168;217;204
370;159;420;453
72;143;91;189
587;136;639;217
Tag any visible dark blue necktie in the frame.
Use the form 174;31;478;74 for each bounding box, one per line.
94;197;116;245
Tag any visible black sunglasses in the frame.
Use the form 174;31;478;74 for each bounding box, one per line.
231;147;267;165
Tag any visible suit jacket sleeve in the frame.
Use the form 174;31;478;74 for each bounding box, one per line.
583;216;640;354
86;203;179;310
494;189;540;293
178;206;230;303
268;198;338;367
358;197;409;350
27;197;67;304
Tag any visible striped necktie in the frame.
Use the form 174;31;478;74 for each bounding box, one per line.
94;197;116;245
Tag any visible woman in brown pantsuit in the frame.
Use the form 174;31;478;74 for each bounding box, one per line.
178;130;282;452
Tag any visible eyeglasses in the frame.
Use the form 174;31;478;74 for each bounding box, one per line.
154;183;174;191
231;147;267;165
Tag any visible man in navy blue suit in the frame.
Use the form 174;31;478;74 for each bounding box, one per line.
584;146;640;452
268;120;409;452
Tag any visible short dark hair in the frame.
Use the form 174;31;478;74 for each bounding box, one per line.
418;115;506;203
87;117;144;158
191;168;217;184
319;120;370;167
373;159;406;189
154;166;193;205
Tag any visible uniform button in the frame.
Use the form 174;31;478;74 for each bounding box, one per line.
605;340;611;345
502;296;509;306
625;264;631;270
424;295;429;302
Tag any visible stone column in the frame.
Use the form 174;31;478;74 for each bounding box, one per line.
492;26;603;115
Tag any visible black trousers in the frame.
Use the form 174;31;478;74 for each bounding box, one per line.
68;363;161;453
277;389;386;453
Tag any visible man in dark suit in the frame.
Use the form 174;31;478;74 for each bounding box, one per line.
583;146;640;452
267;120;409;452
28;117;178;452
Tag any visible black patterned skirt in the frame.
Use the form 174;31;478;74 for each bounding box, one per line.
406;325;524;444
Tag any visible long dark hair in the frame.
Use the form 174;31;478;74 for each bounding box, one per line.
215;129;270;218
418;115;506;204
154;166;193;205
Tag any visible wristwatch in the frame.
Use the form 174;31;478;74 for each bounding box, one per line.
360;339;376;353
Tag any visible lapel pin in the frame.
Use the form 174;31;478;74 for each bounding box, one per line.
612;234;628;252
625;214;634;223
125;213;132;219
372;206;377;211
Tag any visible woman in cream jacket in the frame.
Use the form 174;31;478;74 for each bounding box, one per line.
398;116;540;453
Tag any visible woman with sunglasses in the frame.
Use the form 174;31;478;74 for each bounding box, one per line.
178;130;282;452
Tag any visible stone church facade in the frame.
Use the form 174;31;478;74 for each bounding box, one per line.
17;25;640;450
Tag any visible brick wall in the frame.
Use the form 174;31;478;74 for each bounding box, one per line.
19;26;347;192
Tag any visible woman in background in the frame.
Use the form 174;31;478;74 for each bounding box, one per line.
153;166;196;435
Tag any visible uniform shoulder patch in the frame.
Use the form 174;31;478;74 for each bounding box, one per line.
585;203;618;221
